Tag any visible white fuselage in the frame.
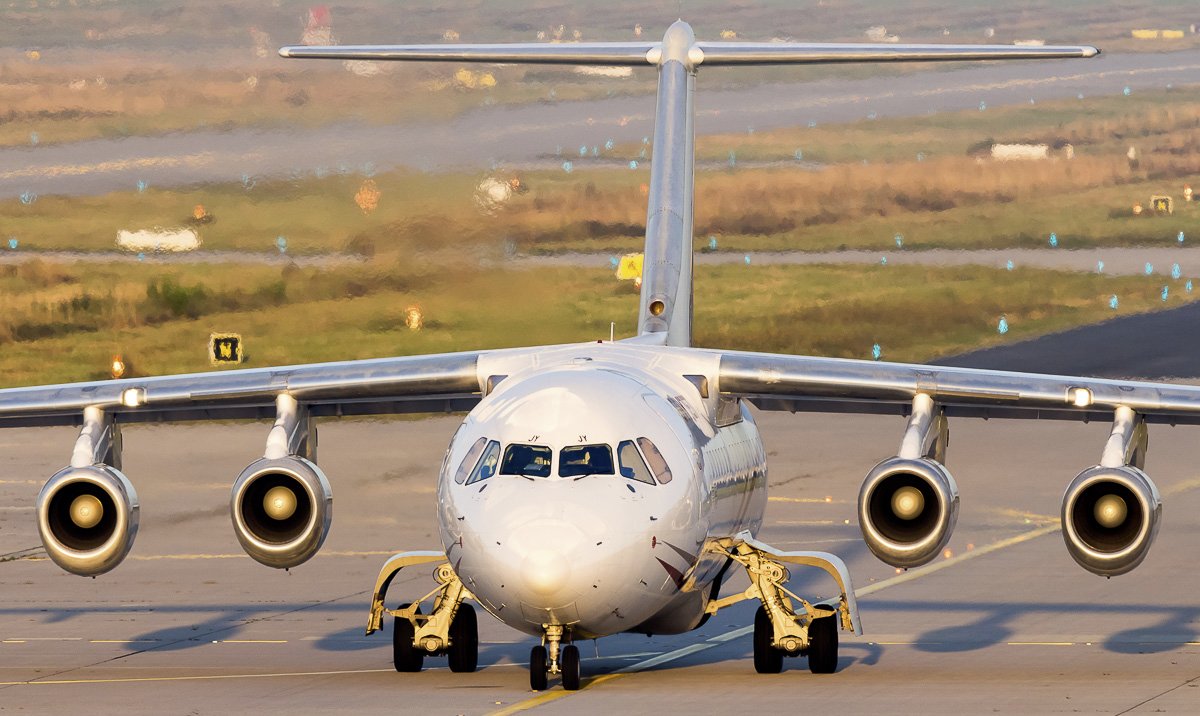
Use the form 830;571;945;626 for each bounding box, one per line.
436;343;767;639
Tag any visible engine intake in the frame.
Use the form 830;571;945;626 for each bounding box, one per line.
231;456;332;569
1062;465;1160;577
859;457;958;568
37;465;139;576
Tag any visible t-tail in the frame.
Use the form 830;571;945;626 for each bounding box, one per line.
281;21;1098;348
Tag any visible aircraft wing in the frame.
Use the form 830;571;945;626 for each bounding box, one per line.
714;349;1200;425
0;350;488;428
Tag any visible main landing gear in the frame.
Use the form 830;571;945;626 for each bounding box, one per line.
529;624;581;691
366;551;479;673
699;531;861;675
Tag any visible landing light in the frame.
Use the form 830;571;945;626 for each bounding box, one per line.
120;387;145;408
1068;387;1093;408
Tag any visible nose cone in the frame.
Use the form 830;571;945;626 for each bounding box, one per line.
509;519;584;599
522;547;571;595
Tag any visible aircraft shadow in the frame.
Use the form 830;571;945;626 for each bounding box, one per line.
866;599;1200;655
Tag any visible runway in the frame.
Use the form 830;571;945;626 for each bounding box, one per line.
3;402;1200;713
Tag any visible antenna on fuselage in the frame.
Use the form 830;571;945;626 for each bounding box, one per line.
279;25;1099;349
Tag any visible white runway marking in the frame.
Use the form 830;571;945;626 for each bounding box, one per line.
0;668;393;687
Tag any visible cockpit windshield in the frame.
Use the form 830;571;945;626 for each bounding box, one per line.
558;444;615;477
617;440;655;485
500;444;553;478
465;440;500;485
454;437;488;484
637;437;673;484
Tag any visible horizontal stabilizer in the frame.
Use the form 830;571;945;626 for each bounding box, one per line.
279;43;657;65
281;40;1098;68
693;42;1099;65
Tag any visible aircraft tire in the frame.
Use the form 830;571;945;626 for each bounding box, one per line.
447;603;478;673
753;605;784;674
807;613;839;674
529;645;549;691
561;644;581;691
392;603;424;672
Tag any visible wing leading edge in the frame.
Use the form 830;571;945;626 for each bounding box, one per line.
0;350;489;428
714;350;1200;425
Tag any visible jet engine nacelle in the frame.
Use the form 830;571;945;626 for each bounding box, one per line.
858;456;959;569
36;464;139;576
231;456;332;569
1062;465;1161;577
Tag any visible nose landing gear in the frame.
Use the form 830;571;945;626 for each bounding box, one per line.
530;624;581;691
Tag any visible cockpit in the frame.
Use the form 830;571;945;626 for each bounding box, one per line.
453;437;673;486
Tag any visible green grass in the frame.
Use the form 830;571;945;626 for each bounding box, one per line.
0;260;1186;387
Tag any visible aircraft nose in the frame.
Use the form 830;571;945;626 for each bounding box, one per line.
521;546;570;595
507;518;586;601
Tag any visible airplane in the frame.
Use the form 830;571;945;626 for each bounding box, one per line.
10;20;1185;692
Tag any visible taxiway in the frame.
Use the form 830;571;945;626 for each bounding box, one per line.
2;398;1199;713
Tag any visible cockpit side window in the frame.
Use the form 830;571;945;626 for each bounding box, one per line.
617;440;655;485
559;444;615;478
454;437;488;484
466;440;501;485
500;444;553;478
636;437;673;484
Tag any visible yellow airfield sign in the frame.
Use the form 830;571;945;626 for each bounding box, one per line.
209;333;244;365
615;253;644;281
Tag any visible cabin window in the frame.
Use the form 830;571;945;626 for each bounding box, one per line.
637;437;673;484
466;440;501;485
559;444;615;477
617;440;655;485
454;437;488;484
500;444;553;478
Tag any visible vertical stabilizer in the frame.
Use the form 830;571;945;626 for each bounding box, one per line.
280;26;1098;350
636;21;698;347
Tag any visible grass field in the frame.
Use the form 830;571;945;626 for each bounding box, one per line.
8;87;1200;257
0;258;1186;387
6;3;1200;388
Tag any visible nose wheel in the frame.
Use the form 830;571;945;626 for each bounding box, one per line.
529;645;548;691
530;625;581;691
560;644;581;690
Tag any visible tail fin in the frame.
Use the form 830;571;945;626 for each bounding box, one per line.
281;23;1097;348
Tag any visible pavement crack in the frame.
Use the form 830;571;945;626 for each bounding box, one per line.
1113;672;1200;716
0;546;45;563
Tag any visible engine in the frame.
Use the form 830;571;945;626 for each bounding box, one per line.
1061;465;1160;577
37;464;139;577
859;456;959;568
231;455;332;569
